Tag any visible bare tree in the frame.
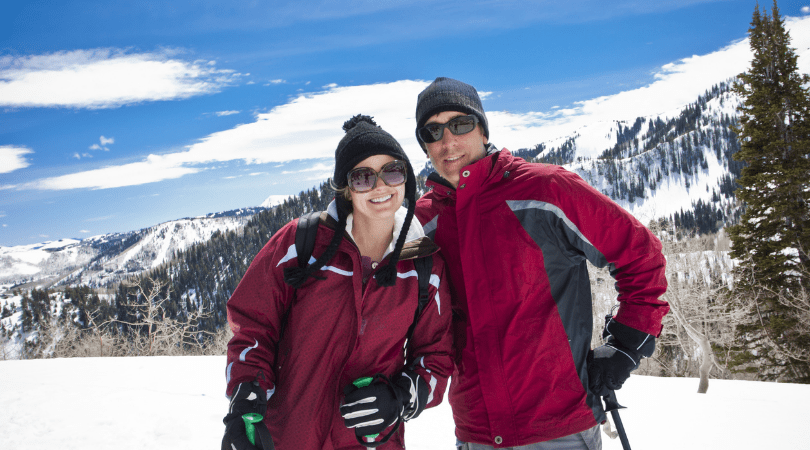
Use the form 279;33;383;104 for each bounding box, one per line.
590;229;748;393
0;328;21;360
39;309;130;358
103;276;215;356
658;232;752;392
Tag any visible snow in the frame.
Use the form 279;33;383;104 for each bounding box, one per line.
564;121;619;161
556;89;742;226
1;356;808;449
0;214;251;289
261;194;294;208
0;239;81;260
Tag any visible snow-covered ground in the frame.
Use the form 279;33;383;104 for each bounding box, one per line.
1;356;807;449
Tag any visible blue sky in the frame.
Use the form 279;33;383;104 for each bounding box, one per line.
1;0;809;246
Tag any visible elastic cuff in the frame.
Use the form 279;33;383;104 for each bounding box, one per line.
397;369;429;420
605;318;656;358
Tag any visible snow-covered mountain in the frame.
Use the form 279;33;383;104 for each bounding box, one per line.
0;207;264;292
0;82;746;295
520;81;742;231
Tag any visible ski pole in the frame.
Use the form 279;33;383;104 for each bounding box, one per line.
602;390;631;450
353;376;380;443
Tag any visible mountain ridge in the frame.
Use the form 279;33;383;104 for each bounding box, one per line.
1;82;743;295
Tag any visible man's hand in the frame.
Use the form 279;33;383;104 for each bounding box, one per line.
588;319;655;396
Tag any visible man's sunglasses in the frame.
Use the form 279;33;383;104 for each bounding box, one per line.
418;114;479;144
347;160;408;193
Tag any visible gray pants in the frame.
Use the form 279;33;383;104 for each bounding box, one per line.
456;424;601;450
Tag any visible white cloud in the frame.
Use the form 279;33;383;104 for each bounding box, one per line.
14;15;810;192
26;154;201;190
268;79;286;84
89;136;114;152
17;80;430;190
181;80;433;167
215;110;240;116
0;146;33;173
79;230;90;234
0;49;241;109
281;163;334;174
802;6;810;14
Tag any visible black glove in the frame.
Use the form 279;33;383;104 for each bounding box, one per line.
588;318;655;397
395;369;430;421
340;371;429;439
222;381;272;450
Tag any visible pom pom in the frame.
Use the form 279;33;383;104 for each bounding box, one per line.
343;114;377;132
374;264;398;287
283;266;308;289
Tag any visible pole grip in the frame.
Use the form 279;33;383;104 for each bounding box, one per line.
242;412;264;446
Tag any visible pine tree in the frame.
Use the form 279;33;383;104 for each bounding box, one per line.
726;1;810;382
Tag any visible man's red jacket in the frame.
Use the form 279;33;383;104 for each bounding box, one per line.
415;148;669;447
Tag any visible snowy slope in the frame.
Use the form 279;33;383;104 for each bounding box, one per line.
524;85;743;227
0;355;808;450
0;208;262;291
0;239;87;278
260;194;294;208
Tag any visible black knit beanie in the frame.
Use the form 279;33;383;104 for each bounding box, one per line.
415;77;489;153
284;115;416;289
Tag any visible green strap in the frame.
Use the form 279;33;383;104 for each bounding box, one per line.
242;413;264;446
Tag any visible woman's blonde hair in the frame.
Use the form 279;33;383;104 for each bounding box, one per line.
330;179;352;205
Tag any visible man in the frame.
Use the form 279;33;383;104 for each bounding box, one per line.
413;77;669;450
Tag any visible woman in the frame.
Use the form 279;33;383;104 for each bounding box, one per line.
221;115;453;450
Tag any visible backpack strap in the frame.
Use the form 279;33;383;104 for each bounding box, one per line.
403;255;434;363
276;211;321;372
295;211;322;269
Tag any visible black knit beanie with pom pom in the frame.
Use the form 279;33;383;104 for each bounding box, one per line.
283;114;417;288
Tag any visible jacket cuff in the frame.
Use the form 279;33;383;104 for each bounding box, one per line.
604;318;656;358
396;369;430;421
227;376;275;400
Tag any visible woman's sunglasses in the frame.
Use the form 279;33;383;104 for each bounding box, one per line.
417;114;479;144
347;160;408;193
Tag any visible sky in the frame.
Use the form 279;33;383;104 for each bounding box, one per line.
2;355;809;449
1;0;810;246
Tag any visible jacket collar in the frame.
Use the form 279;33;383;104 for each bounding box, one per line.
325;200;428;260
425;143;506;199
